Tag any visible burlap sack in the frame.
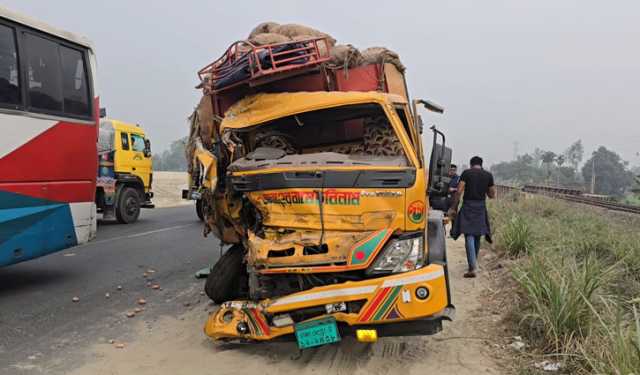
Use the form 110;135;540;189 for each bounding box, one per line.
329;44;363;68
186;110;199;175
249;32;291;46
196;96;215;148
248;22;280;39
361;47;405;72
272;23;336;46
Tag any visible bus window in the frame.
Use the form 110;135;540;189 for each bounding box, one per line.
60;45;90;116
131;133;145;152
0;24;20;106
120;132;130;150
24;33;63;112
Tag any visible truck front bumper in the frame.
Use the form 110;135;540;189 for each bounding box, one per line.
204;264;452;341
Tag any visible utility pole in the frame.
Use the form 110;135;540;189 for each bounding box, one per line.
590;158;596;194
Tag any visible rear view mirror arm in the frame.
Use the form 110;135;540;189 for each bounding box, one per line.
416;99;444;114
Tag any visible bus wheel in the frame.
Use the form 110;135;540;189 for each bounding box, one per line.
204;245;246;303
116;187;141;224
196;199;205;221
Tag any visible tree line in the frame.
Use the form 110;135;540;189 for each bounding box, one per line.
490;140;637;197
152;137;188;172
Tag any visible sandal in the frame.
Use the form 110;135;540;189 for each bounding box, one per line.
463;270;477;278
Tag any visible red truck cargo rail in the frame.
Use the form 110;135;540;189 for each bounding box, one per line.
199;37;331;93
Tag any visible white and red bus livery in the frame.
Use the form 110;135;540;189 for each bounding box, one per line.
0;7;98;266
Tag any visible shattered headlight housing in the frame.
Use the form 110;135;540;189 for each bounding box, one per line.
366;234;424;275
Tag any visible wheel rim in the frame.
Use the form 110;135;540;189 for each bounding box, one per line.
125;196;139;217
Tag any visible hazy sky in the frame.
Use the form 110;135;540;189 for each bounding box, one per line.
5;0;639;168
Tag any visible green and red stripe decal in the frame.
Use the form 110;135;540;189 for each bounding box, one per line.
242;308;270;336
358;285;403;322
350;229;391;266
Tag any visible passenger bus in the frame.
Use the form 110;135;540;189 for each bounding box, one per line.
0;7;98;266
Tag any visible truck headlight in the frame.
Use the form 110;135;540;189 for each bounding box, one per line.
367;235;424;274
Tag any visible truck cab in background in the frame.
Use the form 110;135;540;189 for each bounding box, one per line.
97;119;154;223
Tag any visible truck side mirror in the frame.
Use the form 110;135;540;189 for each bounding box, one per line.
427;126;453;198
144;139;151;158
100;107;107;118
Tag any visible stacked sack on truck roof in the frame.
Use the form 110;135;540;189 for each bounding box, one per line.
246;21;404;72
186;22;406;179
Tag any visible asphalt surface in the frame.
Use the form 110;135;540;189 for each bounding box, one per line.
0;205;221;374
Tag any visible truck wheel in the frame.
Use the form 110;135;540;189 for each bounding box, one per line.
116;187;141;224
204;245;246;303
196;199;205;221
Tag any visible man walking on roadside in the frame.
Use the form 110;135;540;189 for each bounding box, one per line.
448;156;496;278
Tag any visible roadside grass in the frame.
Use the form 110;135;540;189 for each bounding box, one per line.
582;302;640;374
623;194;640;207
500;214;534;257
489;195;640;374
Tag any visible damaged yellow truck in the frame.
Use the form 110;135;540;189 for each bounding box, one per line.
186;31;455;348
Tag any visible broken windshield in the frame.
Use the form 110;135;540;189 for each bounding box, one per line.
229;103;409;169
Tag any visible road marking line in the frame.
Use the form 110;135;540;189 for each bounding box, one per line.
124;225;194;239
80;224;196;247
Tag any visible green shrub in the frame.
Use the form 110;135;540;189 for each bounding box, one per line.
514;254;609;353
498;214;534;257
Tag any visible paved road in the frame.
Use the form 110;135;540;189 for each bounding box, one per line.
0;205;220;374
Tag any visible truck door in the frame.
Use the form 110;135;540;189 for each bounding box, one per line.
129;133;151;189
115;130;134;174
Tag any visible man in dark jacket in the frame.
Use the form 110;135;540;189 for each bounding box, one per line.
446;164;460;211
448;156;496;278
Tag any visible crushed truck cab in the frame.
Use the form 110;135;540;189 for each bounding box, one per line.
188;33;454;346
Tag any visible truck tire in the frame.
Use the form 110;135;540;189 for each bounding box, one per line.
196;199;205;221
204;245;246;303
116;187;141;224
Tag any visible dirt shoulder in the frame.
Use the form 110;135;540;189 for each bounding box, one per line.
152;171;191;208
68;238;505;375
